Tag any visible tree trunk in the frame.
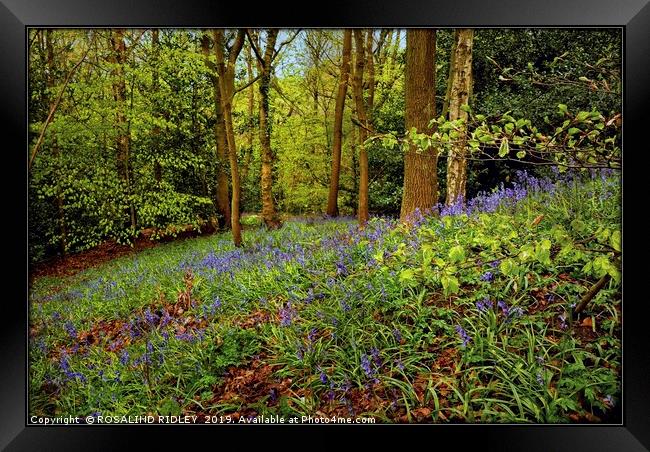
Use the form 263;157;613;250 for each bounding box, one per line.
257;30;282;229
109;29;136;231
445;29;474;206
241;42;255;181
214;29;245;246
152;29;163;184
400;29;438;222
45;30;68;255
350;123;358;215
326;29;352;217
201;31;231;229
352;30;370;226
365;30;375;118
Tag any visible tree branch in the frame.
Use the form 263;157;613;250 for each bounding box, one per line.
574;274;612;315
29;35;94;170
272;29;301;63
245;29;265;65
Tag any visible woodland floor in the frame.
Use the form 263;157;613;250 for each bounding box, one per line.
28;175;622;424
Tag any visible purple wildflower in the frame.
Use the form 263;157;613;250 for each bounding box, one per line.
144;309;159;326
279;303;296;327
476;297;493;313
511;306;525;317
480;271;494;282
160;310;172;327
119;349;130;366
59;353;86;382
360;354;374;378
498;300;510;317
64;321;77;339
455;325;472;347
175;332;195;342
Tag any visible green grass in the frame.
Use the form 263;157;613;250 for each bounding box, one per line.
29;173;621;423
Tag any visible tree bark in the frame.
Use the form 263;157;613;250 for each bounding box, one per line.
352;30;370;226
326;29;352;217
574;273;611;315
45;30;68;254
152;29;163;184
241;42;255;181
445;29;474;206
109;29;136;231
214;29;245;246
201;31;231;229
400;29;438;222
256;29;282;229
365;30;375;119
350;122;358;215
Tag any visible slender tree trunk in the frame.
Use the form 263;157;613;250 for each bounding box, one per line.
326;29;352;217
45;30;68;254
201;32;231;228
109;29;136;231
214;29;245;246
352;30;370;226
442;34;457;120
257;30;282;229
241;43;255;181
152;29;163;184
350;123;358;215
365;30;375;117
400;29;438;222
445;29;474;206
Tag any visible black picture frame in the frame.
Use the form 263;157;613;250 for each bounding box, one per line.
4;0;648;449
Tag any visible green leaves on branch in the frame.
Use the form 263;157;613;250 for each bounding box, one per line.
498;137;509;157
366;106;620;170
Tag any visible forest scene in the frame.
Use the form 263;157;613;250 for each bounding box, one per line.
28;28;622;424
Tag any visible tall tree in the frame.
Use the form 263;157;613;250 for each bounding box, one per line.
151;29;163;184
400;29;438;222
109;29;136;230
241;41;256;181
445;29;474;206
44;30;68;254
351;29;370;226
214;29;245;246
200;31;232;229
326;29;352;217
249;29;282;229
